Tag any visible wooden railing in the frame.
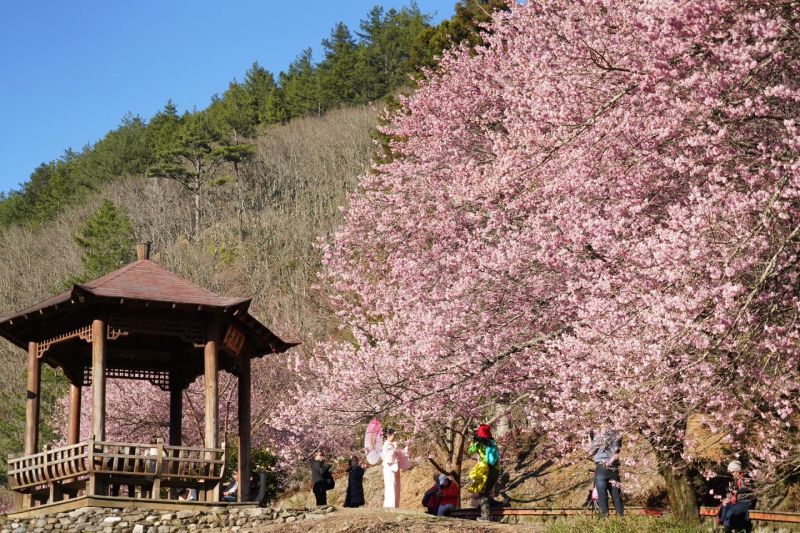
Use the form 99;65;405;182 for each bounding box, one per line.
91;441;225;480
8;439;225;495
8;442;88;490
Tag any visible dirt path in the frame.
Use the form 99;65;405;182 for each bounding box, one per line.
256;508;547;532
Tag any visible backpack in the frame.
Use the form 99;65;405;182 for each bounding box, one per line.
485;444;499;467
324;470;335;490
422;486;440;511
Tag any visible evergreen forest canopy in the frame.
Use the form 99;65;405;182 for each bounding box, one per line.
0;1;507;229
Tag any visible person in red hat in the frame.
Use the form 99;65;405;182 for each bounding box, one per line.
467;424;500;521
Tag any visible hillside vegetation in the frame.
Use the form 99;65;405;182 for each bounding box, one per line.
0;0;507;482
0;105;375;479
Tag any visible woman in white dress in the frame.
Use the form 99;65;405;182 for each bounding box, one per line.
382;428;402;507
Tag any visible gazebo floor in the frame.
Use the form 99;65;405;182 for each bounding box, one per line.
6;495;258;520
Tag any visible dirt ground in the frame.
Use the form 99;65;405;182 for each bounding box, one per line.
258;508;546;532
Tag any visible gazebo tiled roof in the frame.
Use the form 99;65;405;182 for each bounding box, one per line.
0;257;298;358
1;260;250;322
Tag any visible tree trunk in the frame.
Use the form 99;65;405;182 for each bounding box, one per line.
450;429;467;507
429;421;470;507
654;447;700;524
193;190;201;237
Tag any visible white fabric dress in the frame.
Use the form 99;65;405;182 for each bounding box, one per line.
382;440;401;508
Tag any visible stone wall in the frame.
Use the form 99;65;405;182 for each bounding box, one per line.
0;505;336;533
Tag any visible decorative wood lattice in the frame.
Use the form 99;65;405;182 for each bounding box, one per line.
36;325;93;358
223;325;246;356
83;367;171;391
109;316;204;344
37;324;130;358
107;325;129;341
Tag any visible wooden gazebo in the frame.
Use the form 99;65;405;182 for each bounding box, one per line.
0;244;298;511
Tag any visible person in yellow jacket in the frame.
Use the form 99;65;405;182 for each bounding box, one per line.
467;424;500;521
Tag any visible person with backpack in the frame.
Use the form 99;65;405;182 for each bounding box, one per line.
422;474;442;515
588;427;624;516
310;450;334;506
436;473;460;516
467;424;500;521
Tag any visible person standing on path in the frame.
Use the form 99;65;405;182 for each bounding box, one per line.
343;457;366;508
382;428;404;508
310;450;333;506
468;424;501;521
588;427;624;516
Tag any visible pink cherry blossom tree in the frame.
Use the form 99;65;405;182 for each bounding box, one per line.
279;0;799;522
54;357;292;451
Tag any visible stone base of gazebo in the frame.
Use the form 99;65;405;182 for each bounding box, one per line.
2;500;336;532
4;495;258;520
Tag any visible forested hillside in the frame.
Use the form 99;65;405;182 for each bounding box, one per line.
0;0;507;483
0;0;505;229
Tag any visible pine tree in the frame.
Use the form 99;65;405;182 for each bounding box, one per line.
73;200;136;281
280;49;320;118
410;0;510;71
147;111;227;236
262;87;290;124
210;81;258;142
318;22;359;109
243;63;276;109
355;4;431;100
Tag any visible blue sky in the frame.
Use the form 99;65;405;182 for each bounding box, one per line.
0;0;455;194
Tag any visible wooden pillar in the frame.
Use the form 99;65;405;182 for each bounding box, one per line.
169;372;182;446
24;341;41;455
68;383;82;445
204;321;220;450
237;354;251;502
204;318;220;501
91;319;106;441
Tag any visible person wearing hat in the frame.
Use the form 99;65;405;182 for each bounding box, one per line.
718;460;757;532
436;473;460;516
727;461;744;492
587;427;624;516
467;424;500;521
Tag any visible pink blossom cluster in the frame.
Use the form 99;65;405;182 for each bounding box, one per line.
276;0;800;493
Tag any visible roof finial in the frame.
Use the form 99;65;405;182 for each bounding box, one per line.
136;242;151;261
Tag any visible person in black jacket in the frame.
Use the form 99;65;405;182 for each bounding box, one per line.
310;450;333;506
343;457;366;508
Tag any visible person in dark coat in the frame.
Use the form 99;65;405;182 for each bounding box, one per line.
310;450;333;506
343;457;366;508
